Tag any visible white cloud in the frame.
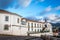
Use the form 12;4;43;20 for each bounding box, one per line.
45;6;52;12
37;6;60;23
38;0;45;2
39;6;52;15
45;14;60;23
34;0;45;4
39;6;60;16
56;19;60;22
18;0;32;8
36;16;45;22
36;13;60;23
36;16;43;19
54;6;60;10
46;14;57;20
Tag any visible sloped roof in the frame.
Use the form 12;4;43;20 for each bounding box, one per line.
0;9;22;17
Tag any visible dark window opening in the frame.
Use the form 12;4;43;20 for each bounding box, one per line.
21;21;26;25
4;25;9;30
28;23;30;31
5;16;9;21
17;18;19;23
35;23;36;28
31;23;33;31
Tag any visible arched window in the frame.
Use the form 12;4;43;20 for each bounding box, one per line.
4;25;9;30
21;19;26;25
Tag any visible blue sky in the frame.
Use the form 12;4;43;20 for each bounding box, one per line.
0;0;60;19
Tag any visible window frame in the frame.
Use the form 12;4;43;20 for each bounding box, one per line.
17;18;19;23
5;16;9;21
4;25;9;30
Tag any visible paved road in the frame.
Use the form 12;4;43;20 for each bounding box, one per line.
0;35;60;40
50;36;60;40
0;36;43;40
40;35;60;40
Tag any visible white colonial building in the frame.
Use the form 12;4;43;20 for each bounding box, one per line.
26;19;53;36
0;10;22;35
0;10;53;36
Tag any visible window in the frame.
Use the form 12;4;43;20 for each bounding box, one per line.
5;16;9;21
38;29;40;32
28;23;29;27
31;23;33;31
17;18;19;23
21;21;26;25
37;24;39;28
35;29;36;32
40;29;41;32
4;25;9;30
28;23;30;31
35;23;36;28
21;19;26;25
31;23;33;27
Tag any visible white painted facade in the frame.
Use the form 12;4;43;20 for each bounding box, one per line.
0;11;22;36
0;10;53;36
26;20;53;36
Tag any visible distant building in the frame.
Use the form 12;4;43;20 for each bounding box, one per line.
26;19;53;36
0;10;53;36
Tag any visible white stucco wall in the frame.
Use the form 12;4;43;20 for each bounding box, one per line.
0;13;21;35
20;27;28;36
0;12;53;36
26;21;53;36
